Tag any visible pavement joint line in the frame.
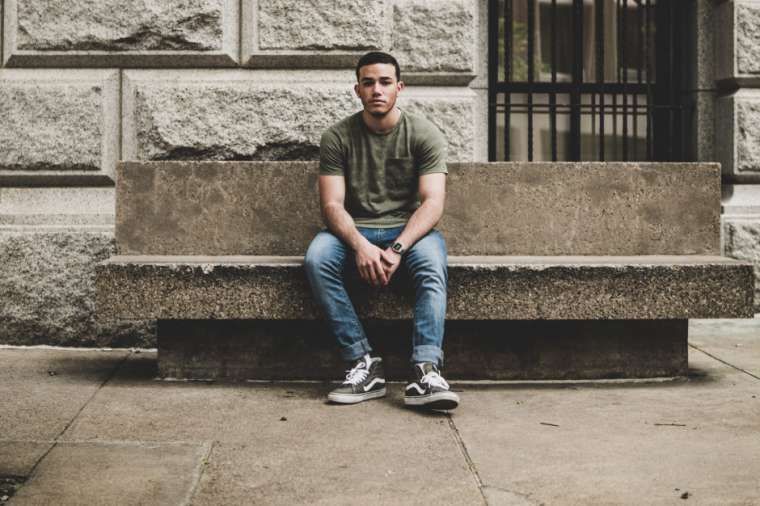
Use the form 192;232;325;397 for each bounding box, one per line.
1;439;215;506
688;344;760;381
446;413;488;505
184;441;215;506
0;439;210;446
17;352;134;481
21;439;58;485
53;351;131;441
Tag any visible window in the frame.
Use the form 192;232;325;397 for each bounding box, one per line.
489;0;682;162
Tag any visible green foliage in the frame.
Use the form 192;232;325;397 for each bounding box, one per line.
0;477;25;501
498;18;550;82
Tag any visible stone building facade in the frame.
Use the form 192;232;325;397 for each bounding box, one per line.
0;0;756;348
714;0;760;314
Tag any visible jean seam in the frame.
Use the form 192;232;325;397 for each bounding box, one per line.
412;273;422;348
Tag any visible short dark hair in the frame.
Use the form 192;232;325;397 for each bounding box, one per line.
356;52;401;83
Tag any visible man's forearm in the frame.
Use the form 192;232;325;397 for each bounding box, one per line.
395;198;444;250
322;203;369;252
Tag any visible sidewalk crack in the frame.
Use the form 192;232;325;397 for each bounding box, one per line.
689;344;760;381
185;441;214;506
446;413;487;504
21;353;131;480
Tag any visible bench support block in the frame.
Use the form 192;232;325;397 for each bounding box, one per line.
157;319;688;381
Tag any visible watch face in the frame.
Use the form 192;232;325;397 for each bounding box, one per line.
392;243;403;253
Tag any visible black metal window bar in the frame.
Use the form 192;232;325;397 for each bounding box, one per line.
488;0;681;162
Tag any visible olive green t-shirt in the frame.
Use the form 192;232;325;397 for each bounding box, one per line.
319;110;448;229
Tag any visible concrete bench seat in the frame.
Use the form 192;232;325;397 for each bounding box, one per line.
97;255;753;321
95;161;755;380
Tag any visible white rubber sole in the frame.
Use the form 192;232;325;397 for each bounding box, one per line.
404;391;460;410
327;388;387;404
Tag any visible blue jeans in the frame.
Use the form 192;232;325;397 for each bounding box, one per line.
304;227;448;366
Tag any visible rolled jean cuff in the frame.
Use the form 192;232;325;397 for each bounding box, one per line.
411;345;444;367
340;339;373;362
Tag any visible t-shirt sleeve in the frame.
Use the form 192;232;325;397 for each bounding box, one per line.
415;123;448;176
319;128;346;176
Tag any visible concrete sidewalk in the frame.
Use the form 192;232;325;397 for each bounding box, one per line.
1;318;759;506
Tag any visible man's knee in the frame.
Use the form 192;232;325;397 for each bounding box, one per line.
406;231;448;282
304;231;344;276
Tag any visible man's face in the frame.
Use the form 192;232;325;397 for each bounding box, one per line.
354;63;404;118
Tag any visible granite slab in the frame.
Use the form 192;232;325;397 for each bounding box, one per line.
96;255;756;320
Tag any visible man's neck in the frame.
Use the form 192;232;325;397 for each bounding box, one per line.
362;107;401;134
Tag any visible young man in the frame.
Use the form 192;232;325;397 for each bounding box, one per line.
304;52;459;410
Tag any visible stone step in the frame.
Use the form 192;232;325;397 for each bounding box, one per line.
96;255;755;321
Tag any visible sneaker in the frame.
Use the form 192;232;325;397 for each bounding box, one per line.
404;362;459;410
327;356;386;404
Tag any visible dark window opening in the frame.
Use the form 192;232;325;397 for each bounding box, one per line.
488;0;682;162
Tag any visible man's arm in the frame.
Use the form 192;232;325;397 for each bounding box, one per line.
382;172;446;279
319;175;397;287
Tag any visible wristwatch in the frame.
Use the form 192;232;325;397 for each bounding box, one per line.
391;242;405;255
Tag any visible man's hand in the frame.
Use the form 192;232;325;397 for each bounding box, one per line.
356;242;397;286
381;248;402;282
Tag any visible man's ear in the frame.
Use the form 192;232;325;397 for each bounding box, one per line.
354;83;361;98
397;81;404;95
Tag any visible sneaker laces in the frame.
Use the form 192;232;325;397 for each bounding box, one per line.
420;370;450;391
342;362;369;386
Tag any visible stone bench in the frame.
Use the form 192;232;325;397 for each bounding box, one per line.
95;161;755;380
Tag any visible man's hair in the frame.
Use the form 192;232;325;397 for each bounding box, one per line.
356;52;401;83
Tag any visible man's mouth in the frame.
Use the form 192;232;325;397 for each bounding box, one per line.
370;100;384;105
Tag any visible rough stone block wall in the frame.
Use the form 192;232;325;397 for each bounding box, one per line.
258;0;388;51
0;0;482;346
723;220;760;310
0;69;120;185
3;0;240;66
716;89;760;184
714;1;760;305
716;0;760;87
0;187;155;345
722;185;760;311
392;0;475;73
0;228;156;347
122;70;361;162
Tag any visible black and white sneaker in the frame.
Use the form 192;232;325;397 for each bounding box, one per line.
405;362;459;410
327;356;386;404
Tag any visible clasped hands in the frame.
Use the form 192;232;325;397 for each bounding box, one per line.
355;242;402;287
